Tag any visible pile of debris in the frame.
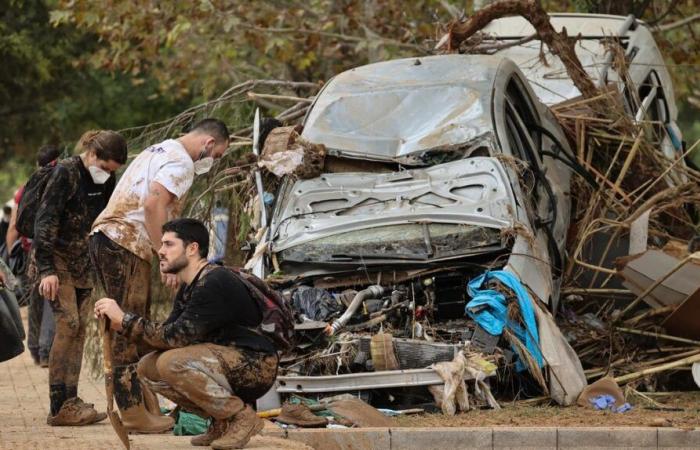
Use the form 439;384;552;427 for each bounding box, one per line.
552;86;700;391
122;6;700;422
229;22;699;421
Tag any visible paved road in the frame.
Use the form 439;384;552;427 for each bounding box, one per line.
0;310;300;450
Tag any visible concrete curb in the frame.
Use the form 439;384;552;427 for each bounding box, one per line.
262;426;700;449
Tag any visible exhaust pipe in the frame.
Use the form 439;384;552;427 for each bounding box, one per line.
326;285;386;336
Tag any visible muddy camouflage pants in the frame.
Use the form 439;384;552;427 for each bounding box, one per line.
137;344;278;419
89;232;152;409
48;271;92;415
89;232;151;365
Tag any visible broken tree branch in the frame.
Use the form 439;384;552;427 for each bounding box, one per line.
437;0;597;99
656;13;700;32
614;353;700;385
615;327;700;346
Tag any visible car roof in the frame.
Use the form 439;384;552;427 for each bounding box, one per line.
482;13;650;37
480;13;676;118
302;54;516;161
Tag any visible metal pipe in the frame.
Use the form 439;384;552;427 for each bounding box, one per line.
252;108;268;228
328;285;385;335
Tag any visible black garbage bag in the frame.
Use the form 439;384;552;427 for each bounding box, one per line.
292;286;342;322
0;286;25;363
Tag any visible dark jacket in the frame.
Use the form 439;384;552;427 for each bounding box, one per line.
33;156;115;284
121;264;275;354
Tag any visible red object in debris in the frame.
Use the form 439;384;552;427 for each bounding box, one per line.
415;306;426;319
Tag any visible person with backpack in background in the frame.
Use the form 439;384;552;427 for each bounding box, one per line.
88;118;230;433
0;203;11;250
29;130;127;426
95;218;282;449
7;145;61;367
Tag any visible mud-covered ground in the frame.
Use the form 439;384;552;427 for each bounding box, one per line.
395;392;700;429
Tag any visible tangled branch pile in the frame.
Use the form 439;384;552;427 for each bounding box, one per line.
551;52;700;389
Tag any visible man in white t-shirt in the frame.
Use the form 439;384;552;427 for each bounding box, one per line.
88;118;229;433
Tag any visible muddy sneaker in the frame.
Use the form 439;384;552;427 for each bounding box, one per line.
190;418;228;446
275;403;327;428
74;397;107;423
47;398;106;426
210;406;264;450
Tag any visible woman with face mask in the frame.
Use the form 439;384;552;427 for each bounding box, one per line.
32;129;127;426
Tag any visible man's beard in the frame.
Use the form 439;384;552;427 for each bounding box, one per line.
160;254;188;274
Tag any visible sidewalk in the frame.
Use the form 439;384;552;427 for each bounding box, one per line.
0;313;194;449
280;426;700;449
0;311;299;450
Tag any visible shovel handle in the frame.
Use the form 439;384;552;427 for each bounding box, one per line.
100;316;114;373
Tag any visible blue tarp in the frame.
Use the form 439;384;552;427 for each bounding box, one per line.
465;270;543;372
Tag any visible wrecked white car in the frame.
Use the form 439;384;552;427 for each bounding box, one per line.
481;13;684;164
251;54;586;408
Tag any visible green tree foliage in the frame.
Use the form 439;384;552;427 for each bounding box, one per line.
0;0;189;200
49;0;451;96
3;0;699;198
52;1;700;102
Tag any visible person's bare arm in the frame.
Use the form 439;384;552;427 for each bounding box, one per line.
143;181;175;253
5;205;18;250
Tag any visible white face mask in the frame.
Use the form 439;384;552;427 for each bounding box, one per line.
88;165;111;184
193;147;214;175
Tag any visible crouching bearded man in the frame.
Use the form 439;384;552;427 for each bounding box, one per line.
95;218;278;449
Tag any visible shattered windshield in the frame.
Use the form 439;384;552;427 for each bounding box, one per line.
278;223;502;263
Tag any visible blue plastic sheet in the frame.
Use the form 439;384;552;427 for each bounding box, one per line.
465;270;543;372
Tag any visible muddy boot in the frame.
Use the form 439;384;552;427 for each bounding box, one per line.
47;398;106;426
275;403;327;428
75;397;107;422
64;385;108;423
114;364;174;434
211;406;264;450
190;418;228;446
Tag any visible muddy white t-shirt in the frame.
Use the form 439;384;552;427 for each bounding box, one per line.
92;139;194;261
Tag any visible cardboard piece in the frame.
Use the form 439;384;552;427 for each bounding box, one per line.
616;249;700;308
577;376;625;408
327;398;395;427
662;286;700;340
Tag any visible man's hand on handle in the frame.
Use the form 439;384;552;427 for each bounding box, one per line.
94;298;125;331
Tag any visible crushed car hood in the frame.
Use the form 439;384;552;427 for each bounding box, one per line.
301;55;500;161
271;157;516;252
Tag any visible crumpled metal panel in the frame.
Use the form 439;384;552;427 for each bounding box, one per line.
271;157;515;251
301;55;501;160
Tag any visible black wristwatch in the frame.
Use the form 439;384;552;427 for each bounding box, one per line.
120;312;138;335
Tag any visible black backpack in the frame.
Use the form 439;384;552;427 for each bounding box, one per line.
228;267;296;353
15;163;58;239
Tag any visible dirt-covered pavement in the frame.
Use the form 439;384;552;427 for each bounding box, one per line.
0;310;301;450
396;393;700;429
3;309;699;449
